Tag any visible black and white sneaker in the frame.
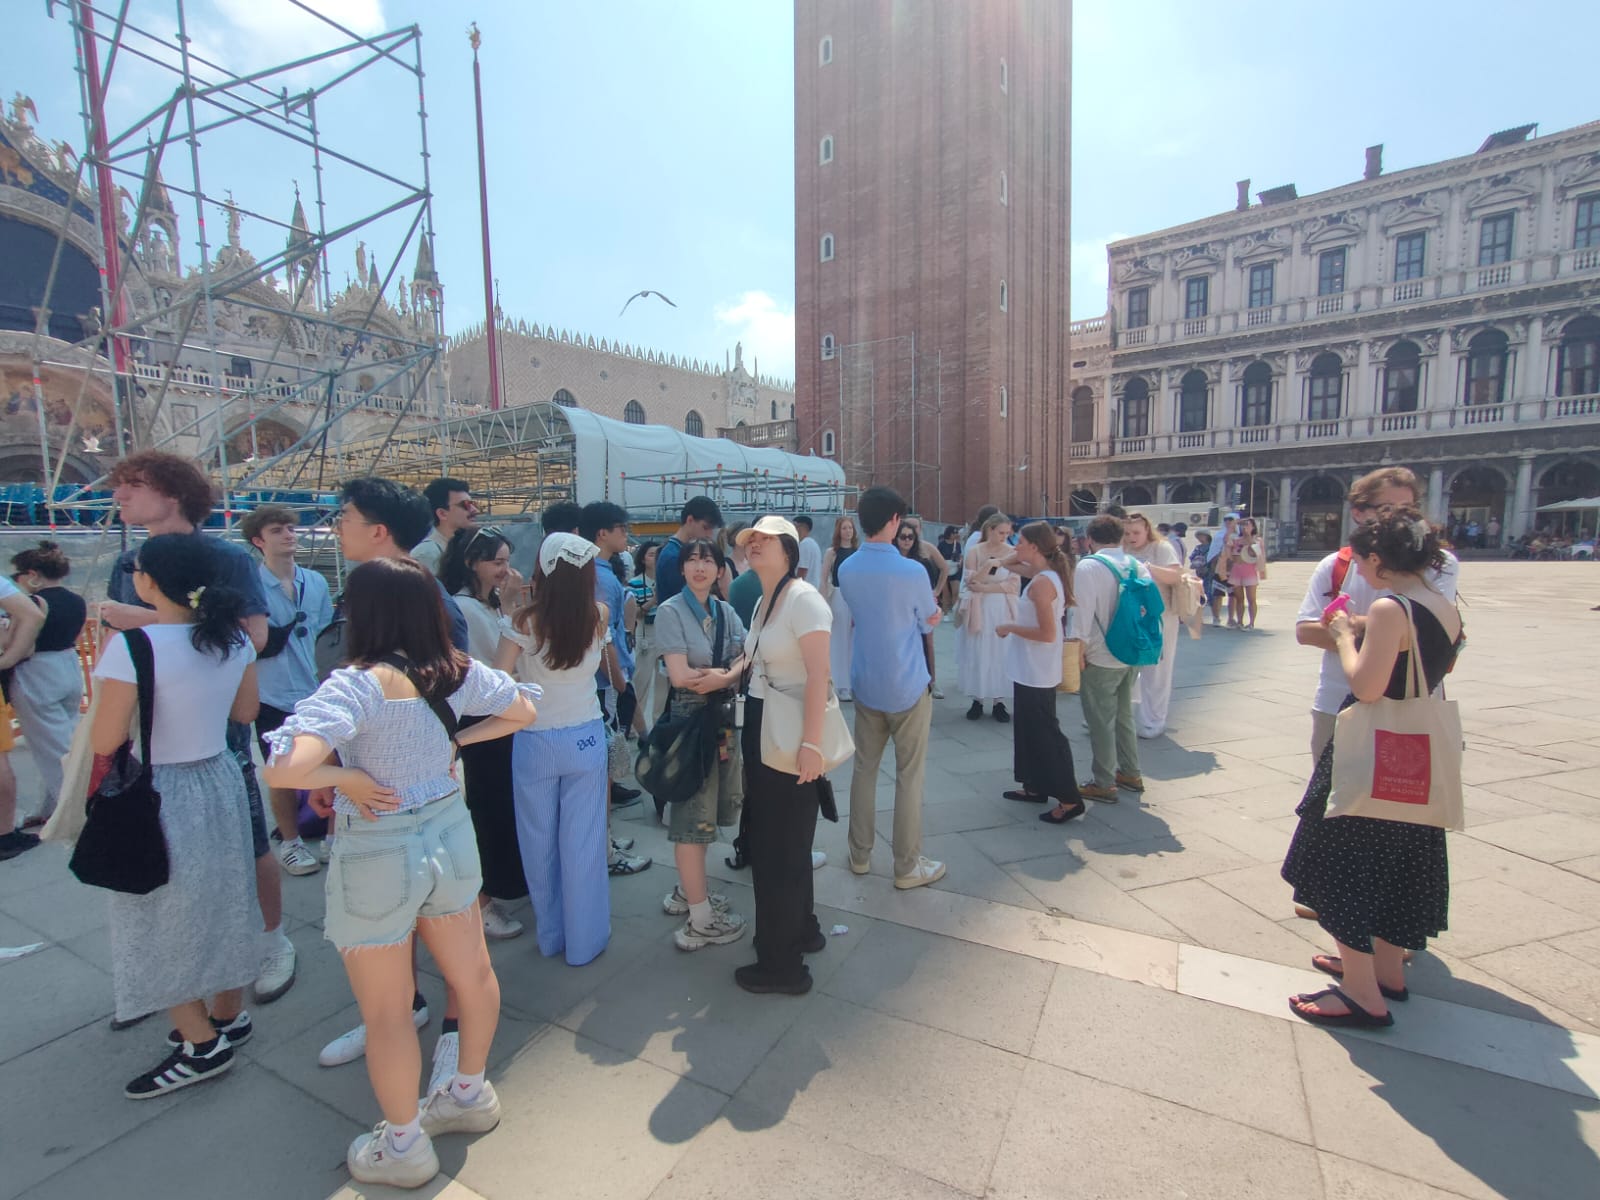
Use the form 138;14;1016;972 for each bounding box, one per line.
166;1011;252;1050
125;1037;234;1099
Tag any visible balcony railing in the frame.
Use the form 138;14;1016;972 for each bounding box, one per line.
1121;327;1148;346
1065;393;1600;461
1070;316;1107;336
1574;248;1600;272
1182;316;1211;338
126;361;424;416
1245;306;1273;327
718;419;797;447
1389;279;1428;303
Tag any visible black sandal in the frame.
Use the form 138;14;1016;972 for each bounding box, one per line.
1289;986;1393;1028
1039;800;1086;824
1003;789;1047;803
1312;954;1409;1002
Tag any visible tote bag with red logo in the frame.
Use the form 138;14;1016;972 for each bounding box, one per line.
1328;597;1464;831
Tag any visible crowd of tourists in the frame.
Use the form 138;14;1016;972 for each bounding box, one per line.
0;448;1465;1189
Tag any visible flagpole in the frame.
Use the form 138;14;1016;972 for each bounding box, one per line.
469;23;501;410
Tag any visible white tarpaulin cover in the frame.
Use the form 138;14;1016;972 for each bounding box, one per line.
560;406;847;512
1536;495;1600;512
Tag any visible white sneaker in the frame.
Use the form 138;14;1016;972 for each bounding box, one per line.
612;834;636;852
930;684;945;699
347;1124;439;1189
811;850;827;870
894;857;947;890
673;909;747;951
662;884;729;916
608;848;652;875
481;902;524;940
319;1003;429;1067
313;838;333;863
420;1080;502;1137
254;933;297;1003
427;1030;460;1097
275;837;321;876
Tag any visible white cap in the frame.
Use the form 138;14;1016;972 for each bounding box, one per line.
735;514;799;546
538;532;598;575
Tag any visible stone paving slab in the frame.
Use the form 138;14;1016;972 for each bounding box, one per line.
4;562;1600;1199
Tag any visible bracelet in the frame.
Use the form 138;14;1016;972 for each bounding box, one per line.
800;741;822;754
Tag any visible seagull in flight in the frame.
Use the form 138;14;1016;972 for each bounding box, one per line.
618;290;678;317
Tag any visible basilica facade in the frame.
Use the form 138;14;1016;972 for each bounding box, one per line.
1068;119;1600;551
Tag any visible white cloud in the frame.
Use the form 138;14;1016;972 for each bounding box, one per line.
1071;231;1128;320
196;0;389;73
713;290;796;382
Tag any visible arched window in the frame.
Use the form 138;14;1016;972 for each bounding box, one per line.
999;385;1009;417
820;234;834;262
1121;378;1149;438
1000;57;1008;93
1557;315;1600;396
1463;329;1509;406
1070;386;1094;443
1307;352;1343;422
1178;369;1208;432
551;388;577;407
820;135;834;165
790;403;795;419
770;399;777;420
822;429;836;455
1383;341;1421;413
1240;361;1273;426
999;279;1008;312
999;170;1008;206
821;333;836;360
624;400;646;425
684;409;703;437
819;36;833;65
1120;485;1153;507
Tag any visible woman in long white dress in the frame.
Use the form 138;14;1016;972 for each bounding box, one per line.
819;517;858;701
958;513;1019;722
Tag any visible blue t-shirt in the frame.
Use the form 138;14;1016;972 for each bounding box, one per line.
255;563;335;711
837;542;939;713
593;558;632;683
109;532;269;617
655;536;686;606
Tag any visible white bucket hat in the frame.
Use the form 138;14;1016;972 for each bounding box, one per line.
734;514;799;547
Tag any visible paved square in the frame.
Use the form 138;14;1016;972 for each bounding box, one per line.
3;560;1598;1199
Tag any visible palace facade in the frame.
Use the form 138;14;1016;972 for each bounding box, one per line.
1068;120;1600;551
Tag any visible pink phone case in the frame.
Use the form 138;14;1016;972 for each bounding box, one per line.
1321;593;1351;623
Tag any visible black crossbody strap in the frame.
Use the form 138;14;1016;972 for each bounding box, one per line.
377;653;460;741
738;575;792;699
712;600;727;671
123;628;157;770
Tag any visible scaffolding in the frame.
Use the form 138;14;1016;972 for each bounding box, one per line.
19;0;448;526
837;334;945;516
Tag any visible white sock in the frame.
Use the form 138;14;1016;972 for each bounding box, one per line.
386;1114;424;1154
451;1070;485;1105
687;899;714;929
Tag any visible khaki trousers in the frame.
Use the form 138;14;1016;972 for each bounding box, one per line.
847;690;932;878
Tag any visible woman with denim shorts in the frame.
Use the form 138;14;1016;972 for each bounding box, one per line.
496;533;616;967
264;558;537;1189
653;539;748;950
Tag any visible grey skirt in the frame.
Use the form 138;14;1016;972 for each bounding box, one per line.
108;751;261;1020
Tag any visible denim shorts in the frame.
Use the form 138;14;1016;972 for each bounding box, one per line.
323;791;482;950
665;691;743;845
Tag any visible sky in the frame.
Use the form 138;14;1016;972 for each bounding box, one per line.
7;1;1600;386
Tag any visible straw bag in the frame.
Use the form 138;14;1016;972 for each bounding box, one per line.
1058;639;1081;694
1327;597;1464;831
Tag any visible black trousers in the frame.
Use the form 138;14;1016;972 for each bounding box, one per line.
1013;682;1081;804
458;715;528;900
741;697;822;980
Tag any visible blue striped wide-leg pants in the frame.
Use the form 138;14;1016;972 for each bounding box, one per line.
511;719;611;965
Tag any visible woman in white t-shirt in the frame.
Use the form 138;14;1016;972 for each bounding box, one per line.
89;534;261;1101
996;523;1083;824
497;533;619;967
734;516;832;997
1124;513;1185;738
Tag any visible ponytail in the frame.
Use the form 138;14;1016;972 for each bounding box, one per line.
189;583;248;658
1019;521;1074;606
134;534;249;660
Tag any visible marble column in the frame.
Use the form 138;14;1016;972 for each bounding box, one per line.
1519;318;1545;405
1427;466;1446;524
1279;473;1296;548
1353;340;1373;420
1510;453;1536;536
1156;480;1170;503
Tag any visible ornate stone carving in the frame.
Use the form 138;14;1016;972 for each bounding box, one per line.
1380;193;1446;230
1113;253;1164;284
1301;210;1366;250
1465;172;1536;212
1171;243;1223;272
1233;227;1289;263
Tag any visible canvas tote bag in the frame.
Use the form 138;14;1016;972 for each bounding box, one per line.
1328;597;1464;831
741;577;854;774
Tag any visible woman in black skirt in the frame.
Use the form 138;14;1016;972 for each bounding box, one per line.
440;528;529;939
1281;507;1462;1028
995;523;1083;823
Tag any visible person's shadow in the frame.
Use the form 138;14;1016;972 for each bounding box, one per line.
1333;959;1598;1200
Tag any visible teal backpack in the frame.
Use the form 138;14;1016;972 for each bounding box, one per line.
1088;553;1166;666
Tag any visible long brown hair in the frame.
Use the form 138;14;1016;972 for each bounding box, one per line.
342;557;469;701
831;518;858;550
513;557;602;670
1019;522;1073;605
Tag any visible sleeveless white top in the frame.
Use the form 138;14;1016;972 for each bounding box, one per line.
504;617;607;731
1006;569;1064;689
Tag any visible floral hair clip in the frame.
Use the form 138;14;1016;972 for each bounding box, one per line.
187;586;206;609
1408;520;1428;550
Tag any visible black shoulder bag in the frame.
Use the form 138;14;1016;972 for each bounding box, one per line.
70;629;170;895
635;601;727;806
377;653;461;744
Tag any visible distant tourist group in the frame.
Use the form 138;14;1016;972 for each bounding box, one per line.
2;449;1463;1189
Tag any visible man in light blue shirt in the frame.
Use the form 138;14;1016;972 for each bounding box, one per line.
837;486;946;890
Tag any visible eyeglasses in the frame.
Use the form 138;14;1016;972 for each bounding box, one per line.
896;531;918;541
289;610;308;638
467;524;506;550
